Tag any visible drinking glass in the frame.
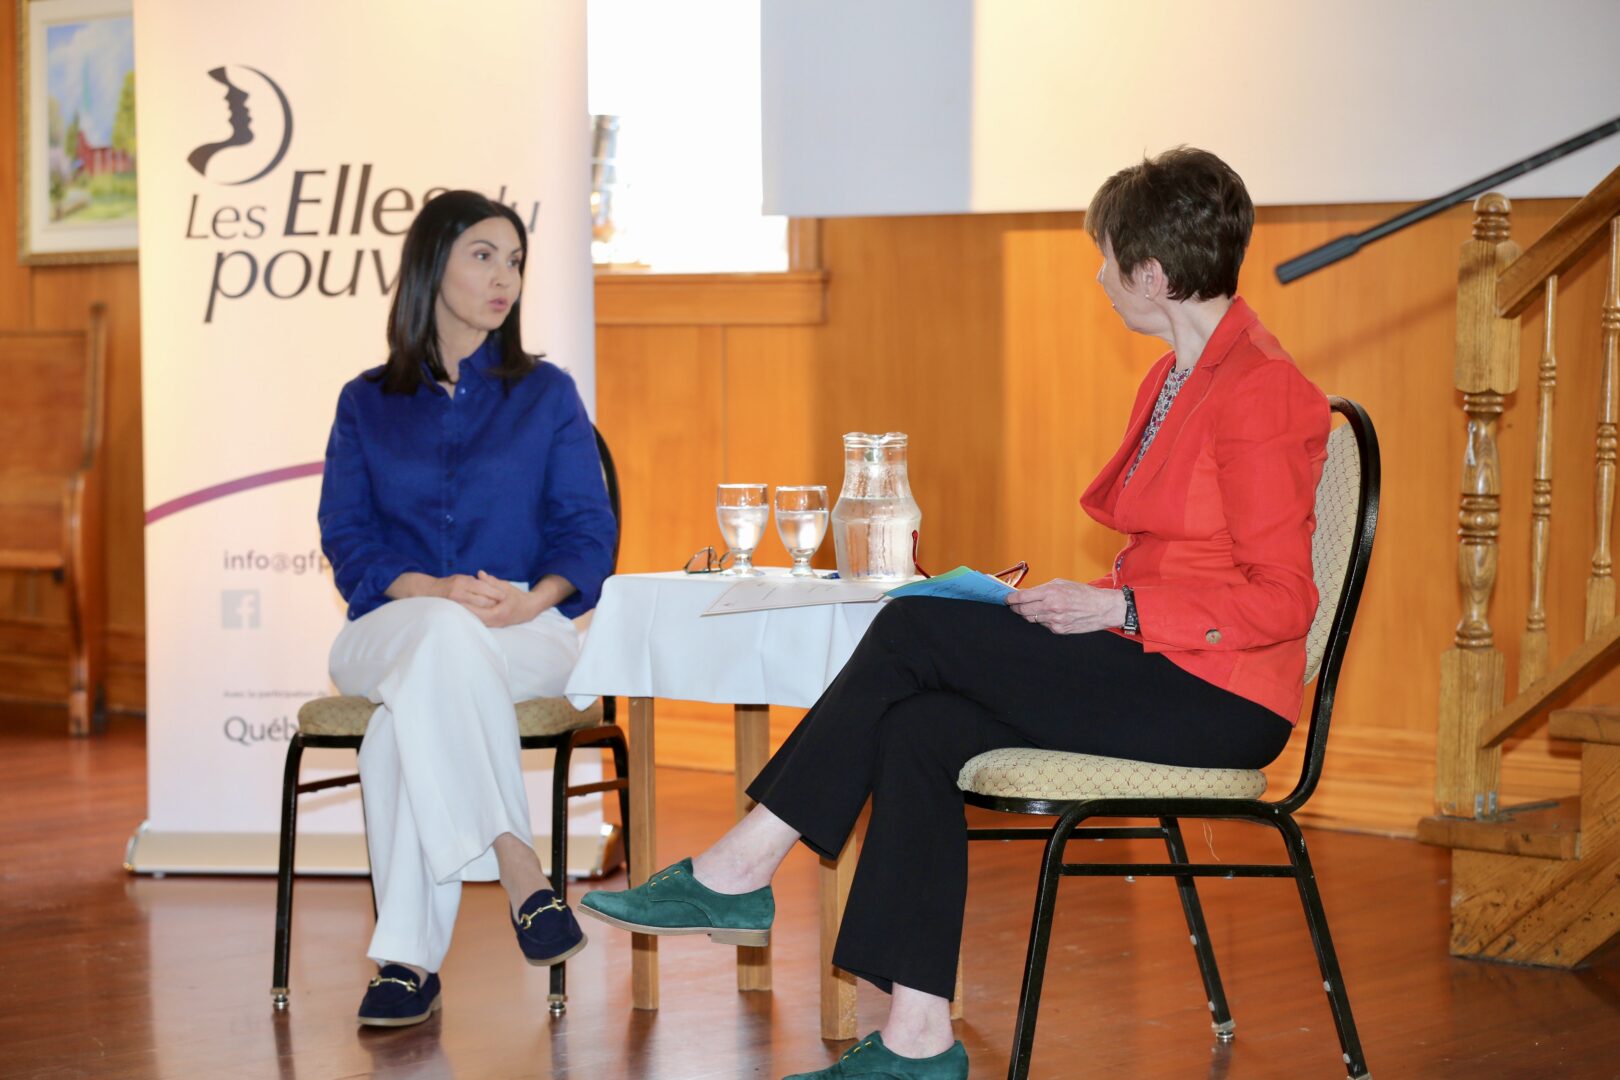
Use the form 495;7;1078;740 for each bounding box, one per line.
715;483;769;575
775;485;829;577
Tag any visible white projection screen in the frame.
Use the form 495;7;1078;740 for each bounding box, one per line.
763;0;1620;216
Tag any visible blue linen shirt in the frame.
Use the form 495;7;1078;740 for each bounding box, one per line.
318;338;617;621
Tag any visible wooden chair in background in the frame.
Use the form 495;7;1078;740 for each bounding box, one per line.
0;306;109;735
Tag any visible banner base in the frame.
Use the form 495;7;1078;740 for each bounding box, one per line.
125;822;623;879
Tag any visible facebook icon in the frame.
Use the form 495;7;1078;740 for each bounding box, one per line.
222;589;262;629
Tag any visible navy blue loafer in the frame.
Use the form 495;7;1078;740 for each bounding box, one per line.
357;964;441;1027
512;887;588;966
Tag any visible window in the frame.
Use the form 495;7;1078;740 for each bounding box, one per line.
587;0;788;272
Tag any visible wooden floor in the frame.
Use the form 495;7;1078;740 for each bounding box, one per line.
3;703;1619;1080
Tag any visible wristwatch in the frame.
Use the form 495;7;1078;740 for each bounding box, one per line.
1120;585;1139;635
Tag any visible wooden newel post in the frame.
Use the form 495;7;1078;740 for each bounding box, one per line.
1437;193;1520;818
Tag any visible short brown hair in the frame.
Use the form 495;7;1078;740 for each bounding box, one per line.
1085;147;1254;301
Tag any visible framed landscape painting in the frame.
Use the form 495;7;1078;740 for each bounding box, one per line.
17;0;138;264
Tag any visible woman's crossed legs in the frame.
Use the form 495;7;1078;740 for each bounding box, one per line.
588;597;1289;1066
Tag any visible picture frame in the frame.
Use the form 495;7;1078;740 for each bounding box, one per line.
17;0;138;265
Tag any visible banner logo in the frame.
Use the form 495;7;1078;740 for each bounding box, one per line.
180;60;542;325
187;66;293;186
221;589;262;629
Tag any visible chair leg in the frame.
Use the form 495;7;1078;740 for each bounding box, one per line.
1275;815;1370;1079
606;725;631;875
271;736;306;1009
1007;804;1086;1080
1160;817;1234;1040
548;736;576;1018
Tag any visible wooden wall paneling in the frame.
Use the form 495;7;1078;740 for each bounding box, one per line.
997;219;1160;583
815;214;1012;573
594;324;725;575
722;326;835;571
595;272;826;327
1;0;33;623
592;322;736;764
1262;724;1439;835
0;0;31;329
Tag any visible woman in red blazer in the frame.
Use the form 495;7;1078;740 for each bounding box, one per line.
582;148;1328;1080
1070;285;1329;722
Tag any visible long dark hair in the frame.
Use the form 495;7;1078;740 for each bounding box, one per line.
370;190;538;394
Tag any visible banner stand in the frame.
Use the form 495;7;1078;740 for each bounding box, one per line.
131;0;597;873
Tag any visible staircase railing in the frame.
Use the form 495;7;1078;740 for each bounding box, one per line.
1436;164;1620;819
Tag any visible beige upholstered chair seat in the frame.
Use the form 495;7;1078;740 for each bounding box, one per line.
296;695;603;739
958;746;1267;801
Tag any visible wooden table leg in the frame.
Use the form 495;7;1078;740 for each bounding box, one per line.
820;830;858;1040
734;703;771;992
629;696;658;1011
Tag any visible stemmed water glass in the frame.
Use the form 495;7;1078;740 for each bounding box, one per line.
775;485;829;577
715;483;769;575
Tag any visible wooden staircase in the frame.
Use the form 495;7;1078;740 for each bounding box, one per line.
1419;707;1620;966
1420;166;1620;969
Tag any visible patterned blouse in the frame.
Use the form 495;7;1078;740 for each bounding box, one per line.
1116;361;1194;580
1123;362;1194;487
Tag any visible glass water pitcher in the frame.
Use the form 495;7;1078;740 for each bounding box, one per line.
831;432;922;582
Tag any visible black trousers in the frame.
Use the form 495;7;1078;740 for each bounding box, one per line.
745;596;1292;1000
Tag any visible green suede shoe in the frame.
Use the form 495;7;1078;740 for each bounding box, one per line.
783;1032;968;1079
578;857;773;946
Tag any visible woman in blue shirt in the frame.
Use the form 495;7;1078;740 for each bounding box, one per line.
318;190;616;1026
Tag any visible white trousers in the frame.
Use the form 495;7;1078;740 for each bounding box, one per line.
329;596;581;972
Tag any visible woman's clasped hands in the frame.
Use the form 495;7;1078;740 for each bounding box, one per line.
388;569;575;629
1004;578;1128;635
445;570;555;628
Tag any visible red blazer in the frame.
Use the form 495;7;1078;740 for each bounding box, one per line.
1081;298;1329;722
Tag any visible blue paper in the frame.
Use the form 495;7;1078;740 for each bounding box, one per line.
885;566;1014;605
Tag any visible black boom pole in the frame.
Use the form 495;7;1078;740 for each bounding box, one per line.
1275;115;1620;284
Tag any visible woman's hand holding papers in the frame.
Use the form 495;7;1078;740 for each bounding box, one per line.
1005;579;1127;635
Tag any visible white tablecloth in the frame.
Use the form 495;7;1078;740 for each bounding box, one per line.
564;570;886;709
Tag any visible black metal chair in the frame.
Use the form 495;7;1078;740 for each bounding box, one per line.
959;397;1379;1079
271;426;629;1019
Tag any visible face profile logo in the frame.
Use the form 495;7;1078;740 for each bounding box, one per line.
187;65;293;185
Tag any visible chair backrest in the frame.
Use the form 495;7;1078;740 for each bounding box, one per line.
1277;397;1380;813
1303;423;1362;683
594;424;623;574
0;307;106;475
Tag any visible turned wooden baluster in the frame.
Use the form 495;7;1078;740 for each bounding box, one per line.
1437;193;1520;819
1521;275;1559;686
1592;219;1620;638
